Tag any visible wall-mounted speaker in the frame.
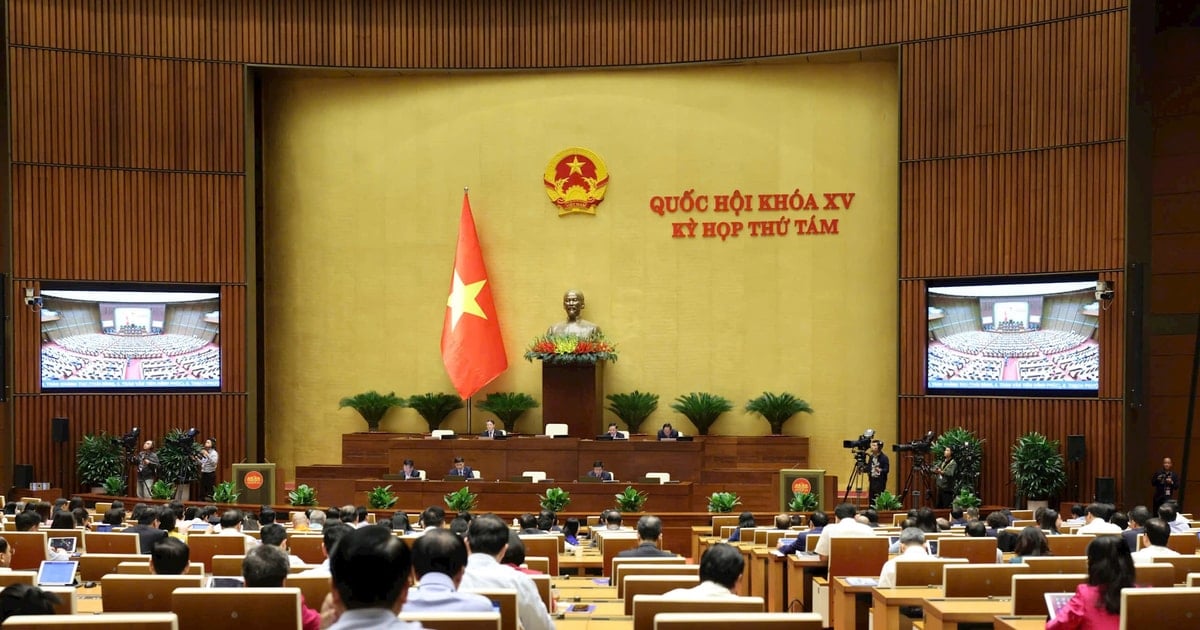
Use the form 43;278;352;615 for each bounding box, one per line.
1067;434;1085;462
1095;477;1115;504
51;417;69;444
13;465;34;490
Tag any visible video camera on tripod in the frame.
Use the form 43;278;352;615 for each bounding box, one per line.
843;429;875;471
892;430;936;454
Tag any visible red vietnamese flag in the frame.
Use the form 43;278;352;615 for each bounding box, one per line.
441;192;508;399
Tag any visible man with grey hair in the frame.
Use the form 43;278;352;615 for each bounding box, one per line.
308;510;326;531
878;527;929;588
615;515;675;557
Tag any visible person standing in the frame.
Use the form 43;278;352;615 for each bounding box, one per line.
198;438;219;501
1151;457;1179;512
867;440;890;504
933;446;958;509
136;440;159;499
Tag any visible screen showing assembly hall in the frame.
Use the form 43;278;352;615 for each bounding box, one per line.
39;289;221;391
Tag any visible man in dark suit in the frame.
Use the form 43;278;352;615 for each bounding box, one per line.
447;456;474;478
615;515;675;558
605;423;626;440
1124;505;1151;551
125;506;169;555
400;459;422;480
586;460;614;481
479;420;505;439
657;423;679;440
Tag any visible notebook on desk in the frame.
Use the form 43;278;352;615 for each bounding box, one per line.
1045;592;1074;619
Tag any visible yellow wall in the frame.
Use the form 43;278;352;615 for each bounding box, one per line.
262;59;899;483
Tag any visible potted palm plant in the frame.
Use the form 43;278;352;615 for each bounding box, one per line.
605;391;659;435
475;392;539;434
76;432;125;493
1010;432;1066;510
339;390;407;432
669;392;732;435
409;393;464;433
744;392;814;435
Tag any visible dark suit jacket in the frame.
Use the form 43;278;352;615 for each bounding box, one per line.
657;429;678;439
126;523;168;555
479;429;505;438
400;469;421;480
1123;527;1143;551
447;467;474;478
587;470;614;481
615;542;675;558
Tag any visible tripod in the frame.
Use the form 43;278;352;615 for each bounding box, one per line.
841;457;868;503
897;454;934;509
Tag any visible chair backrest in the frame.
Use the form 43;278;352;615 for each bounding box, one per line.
1188;572;1200;587
84;531;142;555
942;563;1030;597
172;587;300;630
1159;555;1200;584
41;586;77;614
101;574;206;612
632;595;765;630
645;472;671;484
893;558;967;587
3;531;48;570
1045;535;1094;557
1166;533;1198;555
94;502;113;514
2;613;180;629
603;536;643;576
287;535;326;564
524;555;550;574
653;612;824;630
624;576;701;614
1133;563;1177;588
520;471;547;483
937;537;999;564
711;515;739;537
1011;573;1087;615
285;573;334;611
116;561;205;575
544;423;568;437
1120;587;1200;630
612;556;689;587
461;588;518;630
79;553;146;581
210;554;245;576
529;573;553;612
617;564;700;597
187;535;247;572
472;470;482;479
397;612;501;630
756;531;787;547
1021;555;1088;574
519;536;558;576
827;536;889;578
0;571;37;587
431;429;455;439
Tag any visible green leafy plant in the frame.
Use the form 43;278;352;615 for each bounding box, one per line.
788;492;819;512
288;483;318;506
150;480;176;500
409;393;465;433
744;392;814;435
76;432;125;488
212;481;240;504
339;390;407;431
872;490;903;511
157;429;201;485
605;391;659;434
669;392;733;436
475;392;539;433
707;491;741;513
538;487;571;512
934;427;985;498
444;486;478;513
102;475;128;496
952;487;981;510
614;486;648;512
368;485;399;509
1010;432;1067;501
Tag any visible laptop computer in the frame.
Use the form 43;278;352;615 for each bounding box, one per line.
1045;592;1074;620
208;576;245;588
48;537;77;554
36;560;78;586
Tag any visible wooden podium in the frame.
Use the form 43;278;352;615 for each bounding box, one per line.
541;361;605;438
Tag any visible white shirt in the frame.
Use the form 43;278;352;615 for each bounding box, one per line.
1076;520;1121;534
813;517;876;557
217;527;258;553
297;558;330;577
1169;515;1189;533
878;544;930;588
662;580;741;599
1131;545;1180;565
460;553;553;630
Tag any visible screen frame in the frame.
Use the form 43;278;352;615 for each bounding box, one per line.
37;281;222;394
924;273;1101;398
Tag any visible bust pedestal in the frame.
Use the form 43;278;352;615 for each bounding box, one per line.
541;361;605;438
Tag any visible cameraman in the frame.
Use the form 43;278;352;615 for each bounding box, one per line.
932;446;958;509
136;440;159;499
198;438;219;500
867;440;890;504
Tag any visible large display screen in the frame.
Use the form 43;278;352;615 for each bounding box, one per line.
927;278;1099;395
39;287;220;391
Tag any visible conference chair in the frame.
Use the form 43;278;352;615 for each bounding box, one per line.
431;430;455;439
602;535;645;577
1159;554;1200;584
116;561;204;575
523;556;550;574
814;536;889;627
285;573;334;611
1011;573;1087;615
611;556;689;589
397;612;501;630
645;472;671;484
172;587;301;630
520;471;547;483
101;574;205;612
519;535;559;576
937;537;1000;564
287;535;326;564
710;515;740;537
653;612;823;630
0;571;37;587
942;563;1030;598
893;558;968;587
1;613;180;630
1044;535;1094;556
460;588;517;630
94;502;113;514
1166;532;1198;554
210;554;245;576
3;531;48;570
41;586;77;614
1187;572;1200;587
83;531;141;554
186;535;246;572
616;564;700;598
1133;563;1176;587
631;595;764;630
530;573;553;613
624;575;701;614
544;423;569;438
1120;587;1200;629
79;553;145;581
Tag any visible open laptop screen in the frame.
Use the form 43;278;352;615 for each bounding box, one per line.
36;560;78;586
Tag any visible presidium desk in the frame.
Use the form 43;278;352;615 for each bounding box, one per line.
295;433;813;513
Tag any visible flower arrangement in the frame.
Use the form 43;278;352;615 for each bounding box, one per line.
524;333;618;366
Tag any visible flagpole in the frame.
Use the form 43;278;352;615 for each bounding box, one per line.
466;395;473;434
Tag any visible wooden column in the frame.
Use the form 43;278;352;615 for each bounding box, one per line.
541;361;605;438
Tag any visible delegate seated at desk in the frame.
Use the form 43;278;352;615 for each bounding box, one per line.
447;456;474;478
657;423;680;440
479;420;505;439
399;459;421;480
587;460;614;481
603;423;627;440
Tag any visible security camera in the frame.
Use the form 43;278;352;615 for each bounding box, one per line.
23;289;42;309
1094;281;1114;302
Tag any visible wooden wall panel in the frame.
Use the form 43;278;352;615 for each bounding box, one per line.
898;397;1125;509
10;394;246;494
8;49;243;171
900;144;1126;278
10;166;244;283
8;0;1123;67
902;11;1127;160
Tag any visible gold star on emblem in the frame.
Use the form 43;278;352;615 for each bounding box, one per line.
447;270;488;330
566;155;586;175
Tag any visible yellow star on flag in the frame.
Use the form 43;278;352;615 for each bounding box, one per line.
446;269;488;330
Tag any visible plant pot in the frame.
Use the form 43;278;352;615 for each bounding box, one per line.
90;486;105;494
1026;499;1049;512
174;485;191;502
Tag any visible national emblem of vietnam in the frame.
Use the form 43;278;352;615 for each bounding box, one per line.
543;148;609;216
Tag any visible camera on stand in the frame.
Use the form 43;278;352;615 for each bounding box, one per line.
892;430;936;454
843;429;875;472
167;427;200;448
